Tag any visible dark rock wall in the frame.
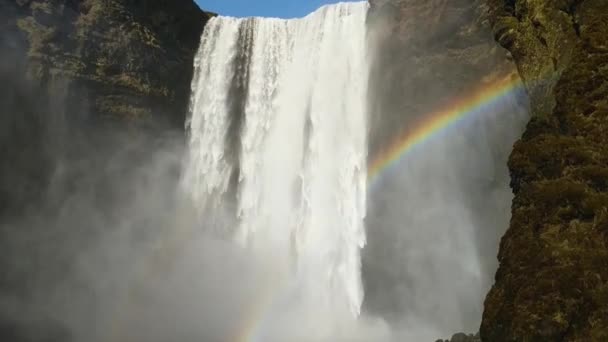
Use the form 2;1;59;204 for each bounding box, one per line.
365;0;525;334
0;0;210;221
482;0;608;341
5;0;211;127
367;0;519;157
0;1;210;339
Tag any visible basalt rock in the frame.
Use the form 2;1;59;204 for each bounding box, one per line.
481;0;608;341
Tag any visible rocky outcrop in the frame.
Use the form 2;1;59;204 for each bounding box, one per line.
481;0;608;340
436;332;481;342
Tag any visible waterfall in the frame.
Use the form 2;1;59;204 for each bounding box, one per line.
183;1;370;331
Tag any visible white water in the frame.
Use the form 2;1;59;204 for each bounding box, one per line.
181;2;529;341
183;2;372;338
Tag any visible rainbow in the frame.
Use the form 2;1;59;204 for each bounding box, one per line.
368;74;525;185
233;292;271;342
231;73;526;342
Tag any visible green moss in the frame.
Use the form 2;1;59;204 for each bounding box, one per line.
482;1;608;341
98;102;150;121
16;17;56;56
29;2;52;14
11;0;210;126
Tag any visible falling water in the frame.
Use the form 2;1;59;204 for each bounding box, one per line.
183;2;370;338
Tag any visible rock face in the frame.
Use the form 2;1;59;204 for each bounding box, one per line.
367;0;519;156
365;0;525;335
481;0;608;341
0;0;211;217
3;0;211;127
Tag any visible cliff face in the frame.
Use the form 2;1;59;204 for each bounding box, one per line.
0;1;209;339
365;0;526;335
3;0;210;127
369;0;607;339
482;0;608;341
367;0;519;156
0;0;210;217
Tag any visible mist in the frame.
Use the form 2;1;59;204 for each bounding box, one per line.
0;68;335;341
0;15;264;341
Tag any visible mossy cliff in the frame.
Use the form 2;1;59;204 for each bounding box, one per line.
368;0;608;340
2;0;211;127
481;0;608;340
0;0;211;218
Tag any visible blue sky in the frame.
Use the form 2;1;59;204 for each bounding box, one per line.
195;0;361;18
